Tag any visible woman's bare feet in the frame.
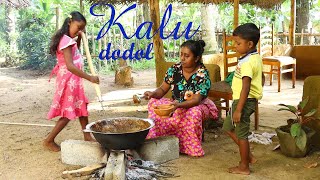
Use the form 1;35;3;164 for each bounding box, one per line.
228;166;250;175
43;140;60;152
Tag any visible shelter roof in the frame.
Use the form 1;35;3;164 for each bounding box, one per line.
0;0;30;9
85;0;285;9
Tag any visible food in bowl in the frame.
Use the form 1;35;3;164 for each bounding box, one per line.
154;104;175;117
85;117;154;150
91;119;151;133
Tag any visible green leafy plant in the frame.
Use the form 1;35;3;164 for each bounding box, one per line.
278;97;319;151
17;22;55;71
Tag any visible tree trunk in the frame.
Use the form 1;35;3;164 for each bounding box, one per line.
149;0;165;87
296;0;309;45
4;4;18;66
115;66;134;87
200;4;218;53
80;0;84;15
5;4;16;51
142;2;150;22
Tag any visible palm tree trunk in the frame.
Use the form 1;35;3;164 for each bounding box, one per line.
296;0;309;45
5;4;16;52
142;2;150;22
200;4;218;53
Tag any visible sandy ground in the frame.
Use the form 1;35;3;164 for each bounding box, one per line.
0;67;320;180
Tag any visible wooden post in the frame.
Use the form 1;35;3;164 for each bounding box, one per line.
98;39;102;70
233;0;239;30
223;31;227;78
91;28;98;71
98;39;102;54
258;27;261;54
128;28;132;66
300;29;304;45
282;20;286;32
281;21;287;44
166;39;169;59
112;28;116;64
309;27;313;44
120;30;124;52
149;0;165;87
104;31;107;65
272;24;274;56
56;7;60;30
80;0;84;14
289;0;296;46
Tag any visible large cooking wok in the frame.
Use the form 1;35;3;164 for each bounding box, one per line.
84;117;154;150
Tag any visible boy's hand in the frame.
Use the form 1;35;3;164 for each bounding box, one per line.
233;110;241;123
90;76;99;84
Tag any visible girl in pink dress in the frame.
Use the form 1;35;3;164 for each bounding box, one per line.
44;11;99;152
144;40;218;157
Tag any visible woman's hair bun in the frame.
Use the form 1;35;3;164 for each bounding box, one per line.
198;40;206;48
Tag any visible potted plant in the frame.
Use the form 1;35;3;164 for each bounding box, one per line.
276;97;318;157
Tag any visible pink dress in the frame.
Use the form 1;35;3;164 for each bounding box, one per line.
147;98;218;157
146;62;219;157
47;35;89;120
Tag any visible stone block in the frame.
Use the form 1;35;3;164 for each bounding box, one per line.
61;140;107;166
138;135;179;164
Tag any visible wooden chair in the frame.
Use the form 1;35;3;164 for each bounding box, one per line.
207;31;259;130
208;31;238;116
259;25;296;92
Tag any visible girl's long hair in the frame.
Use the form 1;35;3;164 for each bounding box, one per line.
49;11;86;55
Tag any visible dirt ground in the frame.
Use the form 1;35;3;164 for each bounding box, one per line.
0;67;320;180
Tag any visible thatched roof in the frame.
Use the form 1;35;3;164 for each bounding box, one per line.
85;0;285;9
0;0;30;8
85;0;147;5
172;0;285;9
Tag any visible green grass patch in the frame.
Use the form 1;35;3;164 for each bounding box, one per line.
131;59;155;70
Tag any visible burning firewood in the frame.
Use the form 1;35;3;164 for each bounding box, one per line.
127;159;178;179
61;149;177;179
62;163;105;178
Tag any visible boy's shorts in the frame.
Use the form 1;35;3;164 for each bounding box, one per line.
222;98;257;139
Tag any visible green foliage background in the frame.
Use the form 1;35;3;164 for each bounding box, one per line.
0;0;319;72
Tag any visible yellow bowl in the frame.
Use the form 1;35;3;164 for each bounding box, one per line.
154;104;175;118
